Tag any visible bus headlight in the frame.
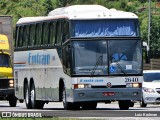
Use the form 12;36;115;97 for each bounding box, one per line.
9;80;14;87
132;83;139;88
126;83;142;88
74;84;91;89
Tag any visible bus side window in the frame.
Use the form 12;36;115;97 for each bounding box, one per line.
35;23;42;46
62;43;71;75
23;25;29;47
28;24;36;47
55;21;63;46
63;21;69;43
18;26;23;48
49;21;56;46
15;26;20;48
42;22;49;46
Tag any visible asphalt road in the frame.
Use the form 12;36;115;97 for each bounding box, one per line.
0;101;160;119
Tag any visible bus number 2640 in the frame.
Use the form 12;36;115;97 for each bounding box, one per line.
125;77;138;82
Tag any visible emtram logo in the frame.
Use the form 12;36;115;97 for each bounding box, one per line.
2;112;11;117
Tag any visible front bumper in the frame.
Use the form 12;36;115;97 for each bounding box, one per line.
68;88;142;102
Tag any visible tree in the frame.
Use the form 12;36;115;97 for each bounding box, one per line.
142;16;160;58
149;16;160;58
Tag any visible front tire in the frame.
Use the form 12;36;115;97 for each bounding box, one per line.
118;100;130;110
62;86;79;110
63;86;72;110
9;95;17;107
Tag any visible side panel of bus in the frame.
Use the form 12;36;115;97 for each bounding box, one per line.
14;49;71;101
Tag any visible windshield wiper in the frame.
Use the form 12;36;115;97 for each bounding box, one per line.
112;57;126;74
91;56;103;76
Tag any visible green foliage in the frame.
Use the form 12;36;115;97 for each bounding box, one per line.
149;16;160;58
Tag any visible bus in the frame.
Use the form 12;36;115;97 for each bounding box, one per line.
0;34;17;107
14;5;143;110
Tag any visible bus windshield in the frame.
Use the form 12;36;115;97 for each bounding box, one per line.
71;19;140;37
108;40;142;75
72;39;142;76
0;54;11;67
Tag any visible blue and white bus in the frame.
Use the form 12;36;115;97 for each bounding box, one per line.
14;5;143;110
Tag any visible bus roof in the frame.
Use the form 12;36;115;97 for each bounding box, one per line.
17;5;138;24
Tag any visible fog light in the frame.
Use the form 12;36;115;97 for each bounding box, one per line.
133;92;138;95
79;93;85;97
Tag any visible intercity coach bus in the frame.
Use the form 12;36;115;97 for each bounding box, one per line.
14;5;143;110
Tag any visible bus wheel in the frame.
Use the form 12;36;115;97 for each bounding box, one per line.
62;87;80;110
9;95;17;107
140;98;147;107
24;83;32;109
81;102;97;110
30;83;44;109
63;87;72;110
118;100;130;110
30;83;36;109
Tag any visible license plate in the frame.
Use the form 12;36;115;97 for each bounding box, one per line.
103;92;115;96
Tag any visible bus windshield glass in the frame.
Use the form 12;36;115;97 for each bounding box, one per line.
0;54;11;67
72;40;142;76
72;40;108;75
71;19;140;37
108;40;142;75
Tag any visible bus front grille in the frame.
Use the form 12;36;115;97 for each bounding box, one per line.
0;79;9;88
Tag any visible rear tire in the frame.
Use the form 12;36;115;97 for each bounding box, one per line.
118;100;130;110
24;83;32;109
30;83;44;109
